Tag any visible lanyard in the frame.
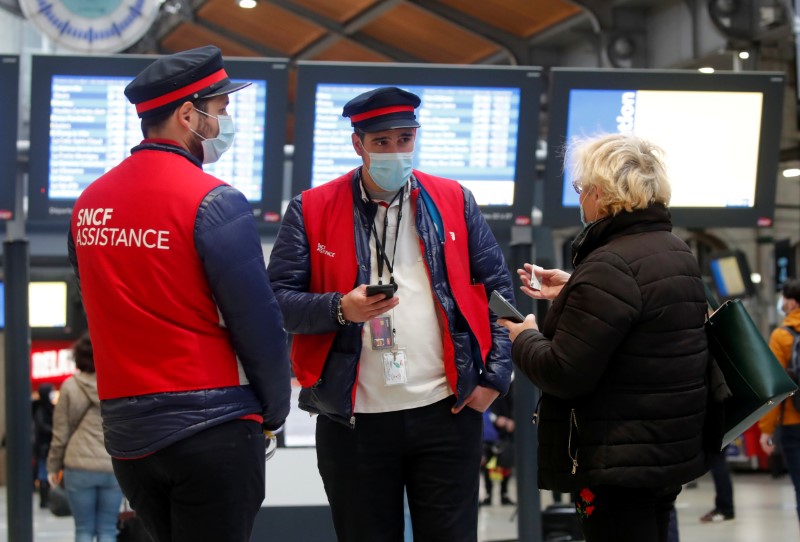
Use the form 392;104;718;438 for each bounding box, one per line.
370;185;404;286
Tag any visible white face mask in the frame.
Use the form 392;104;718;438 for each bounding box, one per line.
365;151;414;191
191;108;236;164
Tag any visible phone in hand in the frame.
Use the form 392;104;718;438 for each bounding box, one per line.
489;290;525;323
366;283;397;299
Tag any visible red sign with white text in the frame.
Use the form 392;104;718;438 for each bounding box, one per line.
30;340;76;389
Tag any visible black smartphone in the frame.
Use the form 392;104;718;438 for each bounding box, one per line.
489;290;524;323
366;283;397;299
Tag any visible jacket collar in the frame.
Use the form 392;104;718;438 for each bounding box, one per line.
131;139;202;169
571;203;673;267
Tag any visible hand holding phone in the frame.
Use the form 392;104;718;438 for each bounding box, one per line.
366;283;397;299
489;290;525;324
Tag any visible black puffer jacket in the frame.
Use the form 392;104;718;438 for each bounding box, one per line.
512;204;709;492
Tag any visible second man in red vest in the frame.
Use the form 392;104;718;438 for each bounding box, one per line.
268;86;514;541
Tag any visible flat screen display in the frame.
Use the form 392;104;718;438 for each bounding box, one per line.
0;281;5;329
0;56;20;220
545;69;784;228
708;249;755;300
29;281;68;328
29;54;289;226
293;62;541;225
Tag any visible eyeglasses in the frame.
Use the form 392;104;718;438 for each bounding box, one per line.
572;178;583;194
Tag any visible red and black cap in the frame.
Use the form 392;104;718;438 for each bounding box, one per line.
342;86;421;133
124;45;251;119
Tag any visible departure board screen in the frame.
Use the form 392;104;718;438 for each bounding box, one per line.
0;56;20;220
544;68;784;229
293;62;541;225
310;83;520;206
46;75;266;201
28;54;289;226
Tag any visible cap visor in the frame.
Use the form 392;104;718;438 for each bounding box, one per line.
362;119;421;132
205;80;252;98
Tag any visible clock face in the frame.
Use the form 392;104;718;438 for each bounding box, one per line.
20;0;161;53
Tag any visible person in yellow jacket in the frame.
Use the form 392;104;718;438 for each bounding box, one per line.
759;278;800;521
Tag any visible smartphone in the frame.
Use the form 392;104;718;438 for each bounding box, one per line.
366;283;397;299
489;290;525;323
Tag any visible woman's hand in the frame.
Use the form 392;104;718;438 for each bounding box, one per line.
498;313;538;342
518;263;571;301
47;471;61;488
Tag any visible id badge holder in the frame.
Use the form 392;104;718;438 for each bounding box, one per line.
383;347;408;386
369;315;393;350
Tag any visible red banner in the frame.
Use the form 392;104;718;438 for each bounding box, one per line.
30;340;76;389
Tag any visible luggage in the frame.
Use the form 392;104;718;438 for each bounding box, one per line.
542;503;584;541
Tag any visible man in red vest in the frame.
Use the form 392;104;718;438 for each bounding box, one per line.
68;46;291;542
268;86;514;541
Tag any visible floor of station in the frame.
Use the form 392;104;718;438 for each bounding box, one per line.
1;470;797;541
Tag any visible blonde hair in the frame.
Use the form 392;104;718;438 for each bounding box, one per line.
569;133;671;217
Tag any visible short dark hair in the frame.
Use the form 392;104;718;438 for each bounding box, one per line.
783;278;800;303
73;332;94;374
139;98;212;138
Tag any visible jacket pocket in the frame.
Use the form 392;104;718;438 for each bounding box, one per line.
300;351;358;422
451;332;479;401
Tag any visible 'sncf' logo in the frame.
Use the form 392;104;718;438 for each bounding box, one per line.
317;243;335;258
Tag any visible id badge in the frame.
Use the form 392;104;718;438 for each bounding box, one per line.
369;315;393;350
383;347;408;386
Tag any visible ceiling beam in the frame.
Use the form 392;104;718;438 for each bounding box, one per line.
269;0;420;62
408;0;526;64
194;17;286;57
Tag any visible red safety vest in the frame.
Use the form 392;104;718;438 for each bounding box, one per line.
291;170;491;395
71;141;243;400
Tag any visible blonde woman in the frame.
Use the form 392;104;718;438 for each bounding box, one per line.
500;134;710;542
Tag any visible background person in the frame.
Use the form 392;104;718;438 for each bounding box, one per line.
267;86;514;542
480;383;515;506
759;278;800;521
32;383;55;509
68;45;291;542
499;133;709;542
698;448;735;522
47;333;124;542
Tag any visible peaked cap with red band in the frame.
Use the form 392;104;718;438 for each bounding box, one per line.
342;86;421;133
124;45;251;119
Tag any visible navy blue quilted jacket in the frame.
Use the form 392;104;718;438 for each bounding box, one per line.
267;171;514;425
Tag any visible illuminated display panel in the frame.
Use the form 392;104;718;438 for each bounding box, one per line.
0;56;20;220
709;250;756;300
29;281;68;328
293;61;541;225
545;69;784;228
28;54;289;226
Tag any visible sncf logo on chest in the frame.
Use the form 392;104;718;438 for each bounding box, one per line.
74;208;170;250
317;243;335;258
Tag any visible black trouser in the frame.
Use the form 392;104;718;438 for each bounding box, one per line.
112;419;266;542
709;448;734;515
316;397;484;542
575;485;682;542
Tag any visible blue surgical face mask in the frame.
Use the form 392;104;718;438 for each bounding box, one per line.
191;108;236;164
579;202;589;227
366;151;414;191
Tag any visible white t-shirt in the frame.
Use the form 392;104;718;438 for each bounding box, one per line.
354;183;452;413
